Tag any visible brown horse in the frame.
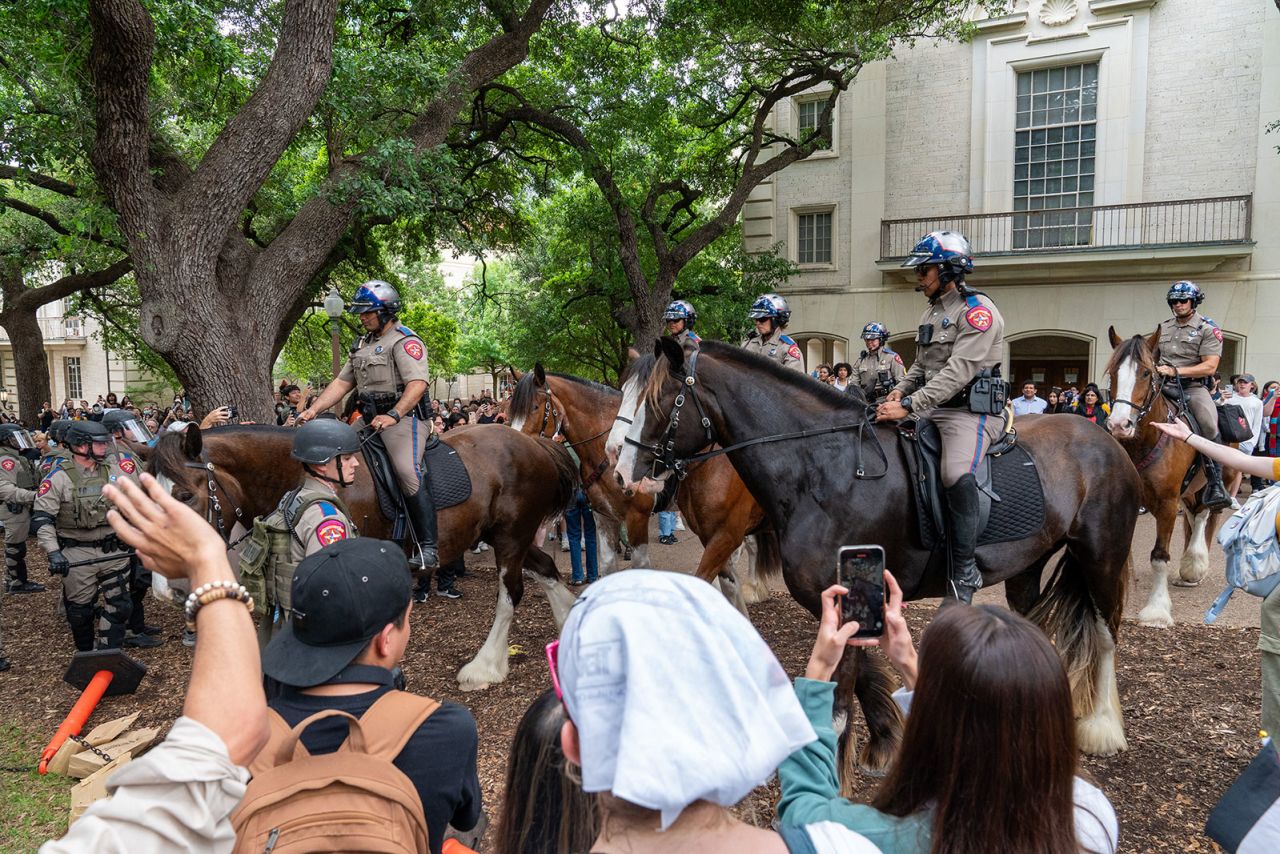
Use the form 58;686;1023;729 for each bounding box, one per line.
616;339;1139;774
507;364;780;610
1103;327;1236;626
147;423;579;690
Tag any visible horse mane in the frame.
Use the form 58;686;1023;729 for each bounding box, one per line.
146;430;189;481
640;338;870;409
1104;335;1154;376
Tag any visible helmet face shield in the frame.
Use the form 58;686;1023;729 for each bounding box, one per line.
114;418;154;444
3;429;34;450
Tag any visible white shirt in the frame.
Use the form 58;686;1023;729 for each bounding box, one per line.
1233;392;1265;456
1012;395;1049;416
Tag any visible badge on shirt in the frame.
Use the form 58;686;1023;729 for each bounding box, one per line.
119;458;136;474
941;317;952;329
0;459;13;472
965;305;994;332
38;478;52;496
788;344;802;360
375;345;384;354
315;518;348;547
403;339;425;361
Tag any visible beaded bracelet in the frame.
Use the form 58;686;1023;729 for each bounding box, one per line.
184;580;254;631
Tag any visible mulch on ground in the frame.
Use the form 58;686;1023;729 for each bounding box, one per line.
0;548;1263;852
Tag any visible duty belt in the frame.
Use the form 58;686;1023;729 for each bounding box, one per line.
362;391;404;414
58;533;127;553
938;373;1008;410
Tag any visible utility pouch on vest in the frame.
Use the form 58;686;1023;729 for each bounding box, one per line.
917;323;934;345
967;367;1009;416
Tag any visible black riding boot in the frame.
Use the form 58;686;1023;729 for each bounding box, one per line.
405;483;439;571
66;600;97;653
945;474;984;605
1199;455;1232;511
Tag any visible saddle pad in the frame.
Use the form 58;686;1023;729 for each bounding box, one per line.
911;442;1045;549
421;436;471;510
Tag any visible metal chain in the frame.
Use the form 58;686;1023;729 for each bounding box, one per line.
68;733;115;764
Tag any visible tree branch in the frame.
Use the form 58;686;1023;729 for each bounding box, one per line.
0;196;126;251
6;257;133;315
0;165;80;197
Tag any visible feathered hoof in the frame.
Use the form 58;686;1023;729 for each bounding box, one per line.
1077;715;1128;757
457;660;507;692
1136;607;1174;629
1170;577;1202;588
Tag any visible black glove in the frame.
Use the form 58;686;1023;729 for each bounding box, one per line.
48;550;69;577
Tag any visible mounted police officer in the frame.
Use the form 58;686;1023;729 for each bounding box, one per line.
297;280;437;569
663;299;702;348
0;424;44;594
743;293;805;372
100;410;163;646
245;418;360;647
31;421;156;651
877;231;1006;605
853;322;905;402
1154;280;1232;510
40;419;74;477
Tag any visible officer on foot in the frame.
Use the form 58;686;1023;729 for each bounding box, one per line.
743;293;805;372
250;418;360;647
1154;280;1232;510
663;300;702;348
297;280;438;570
40;420;74;477
854;322;906;403
100;410;162;646
876;231;1006;605
0;424;45;595
31;421;157;650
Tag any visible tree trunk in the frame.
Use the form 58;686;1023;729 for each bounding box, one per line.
0;301;52;426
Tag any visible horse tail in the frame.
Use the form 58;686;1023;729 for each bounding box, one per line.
532;436;582;526
1028;552;1104;720
751;528;784;585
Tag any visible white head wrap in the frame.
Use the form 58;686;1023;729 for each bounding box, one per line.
558;569;816;830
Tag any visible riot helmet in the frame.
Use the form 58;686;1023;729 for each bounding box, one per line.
101;409;154;444
1166;280;1205;308
49;420;74;444
747;293;792;327
663;299;697;328
901;231;974;284
347;279;403;327
0;423;34;451
64;420;111;461
292;417;362;487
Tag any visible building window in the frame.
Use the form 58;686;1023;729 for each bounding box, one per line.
64;316;83;337
796;97;833;150
796;210;833;265
1013;62;1098;249
64;357;82;400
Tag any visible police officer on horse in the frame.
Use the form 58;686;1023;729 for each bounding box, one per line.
297;280;438;570
663;299;702;348
876;231;1007;605
853;322;905;402
1154;280;1232;510
743;293;805;372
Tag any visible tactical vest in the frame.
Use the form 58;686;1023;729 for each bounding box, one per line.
239;488;355;619
55;462;113;530
0;449;36;491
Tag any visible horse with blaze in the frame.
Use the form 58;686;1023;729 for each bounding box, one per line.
616;338;1138;776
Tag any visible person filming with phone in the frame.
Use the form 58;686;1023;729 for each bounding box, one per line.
776;562;1118;854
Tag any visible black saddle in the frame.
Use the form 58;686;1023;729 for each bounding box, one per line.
900;415;1045;551
361;433;473;535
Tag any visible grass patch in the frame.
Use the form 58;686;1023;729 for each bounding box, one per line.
0;722;70;852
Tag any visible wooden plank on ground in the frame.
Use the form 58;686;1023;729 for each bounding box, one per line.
68;727;158;779
47;711;142;777
69;752;133;825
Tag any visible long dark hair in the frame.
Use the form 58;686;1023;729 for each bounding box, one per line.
492;691;597;854
872;606;1088;854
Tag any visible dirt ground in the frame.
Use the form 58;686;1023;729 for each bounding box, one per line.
0;509;1265;852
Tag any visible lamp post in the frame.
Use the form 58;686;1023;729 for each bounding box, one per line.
323;287;345;380
0;387;9;413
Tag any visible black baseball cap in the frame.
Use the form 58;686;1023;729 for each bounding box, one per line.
262;538;413;687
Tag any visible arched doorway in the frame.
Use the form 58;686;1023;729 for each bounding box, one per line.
1219;333;1243;380
1007;332;1094;392
886;333;915;370
791;333;849;371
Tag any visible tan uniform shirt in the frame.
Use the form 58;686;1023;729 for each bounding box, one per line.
854;348;906;399
894;287;1004;413
337;323;431;397
34;455;141;554
1155;312;1223;369
0;448;37;507
286;476;356;560
742;331;805;372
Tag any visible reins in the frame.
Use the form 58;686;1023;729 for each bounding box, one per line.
626;349;889;480
181;450;245;544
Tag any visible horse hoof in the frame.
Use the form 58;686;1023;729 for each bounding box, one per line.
458;680;491;692
1137;614;1174;629
1077;717;1128;756
1170;578;1201;588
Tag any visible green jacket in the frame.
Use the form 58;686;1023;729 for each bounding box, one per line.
776;678;931;853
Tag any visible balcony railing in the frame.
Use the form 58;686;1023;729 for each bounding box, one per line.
880;195;1252;261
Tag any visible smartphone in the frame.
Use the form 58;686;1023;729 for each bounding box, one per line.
837;545;885;638
226;405;238;420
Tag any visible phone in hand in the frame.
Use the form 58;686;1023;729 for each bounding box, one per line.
837;545;885;638
225;405;238;420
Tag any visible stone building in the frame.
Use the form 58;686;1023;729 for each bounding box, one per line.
746;0;1278;389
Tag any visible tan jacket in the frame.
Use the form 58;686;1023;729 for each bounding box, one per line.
285;476;356;560
894;286;1004;412
742;331;805;372
337;324;431;395
33;455;140;552
0;448;37;506
1155;312;1223;369
853;348;906;398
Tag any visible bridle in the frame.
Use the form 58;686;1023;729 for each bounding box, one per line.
533;384;626;491
1108;358;1163;425
624;349;887;481
181;451;244;543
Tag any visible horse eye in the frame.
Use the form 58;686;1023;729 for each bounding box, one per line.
174;490;194;503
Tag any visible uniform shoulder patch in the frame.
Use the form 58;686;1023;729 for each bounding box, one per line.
1211;326;1223;342
37;477;53;497
0;458;13;472
687;331;701;343
119;458;136;474
894;353;904;365
964;304;994;332
317;501;338;516
397;325;416;338
315;518;348;547
779;334;796;345
402;338;425;361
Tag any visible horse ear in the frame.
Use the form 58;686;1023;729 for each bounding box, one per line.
510;366;524;381
1147;327;1161;351
182;424;203;459
656;336;684;371
534;363;546;385
1108;325;1122;348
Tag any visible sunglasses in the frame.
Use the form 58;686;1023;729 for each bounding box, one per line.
545;640;562;700
1170;298;1192;305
